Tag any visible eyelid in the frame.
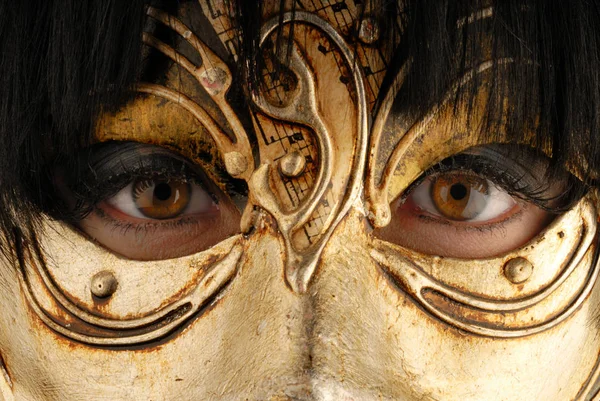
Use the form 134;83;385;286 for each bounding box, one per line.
399;145;581;211
63;142;221;217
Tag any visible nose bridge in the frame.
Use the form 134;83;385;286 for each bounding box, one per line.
227;209;393;400
304;210;423;399
305;211;471;400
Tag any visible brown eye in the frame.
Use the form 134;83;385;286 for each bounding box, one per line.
133;179;191;219
80;175;239;260
106;177;218;221
372;145;577;258
407;172;516;223
373;170;542;258
79;173;240;260
67;143;242;260
431;175;489;220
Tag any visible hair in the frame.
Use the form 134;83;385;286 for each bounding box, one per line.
1;0;599;259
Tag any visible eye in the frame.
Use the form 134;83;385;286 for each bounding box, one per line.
375;174;550;259
107;178;216;220
372;145;581;259
62;142;243;261
410;173;517;222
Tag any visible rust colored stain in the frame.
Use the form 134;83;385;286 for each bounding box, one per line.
0;352;12;388
422;289;505;330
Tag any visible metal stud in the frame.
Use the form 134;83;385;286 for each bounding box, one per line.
199;67;228;96
91;271;118;299
358;16;381;45
224;151;248;177
503;257;534;284
279;151;306;178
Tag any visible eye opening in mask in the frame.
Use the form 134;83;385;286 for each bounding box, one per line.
53;141;243;261
373;143;587;259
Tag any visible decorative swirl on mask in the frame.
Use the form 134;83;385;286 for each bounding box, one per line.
371;199;598;337
142;9;368;294
248;11;368;293
142;7;254;181
366;58;514;228
19;231;243;346
250;40;333;238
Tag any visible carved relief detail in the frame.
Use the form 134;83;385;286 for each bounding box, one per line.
371;200;599;337
20;225;243;346
143;7;254;181
139;8;368;293
248;12;367;292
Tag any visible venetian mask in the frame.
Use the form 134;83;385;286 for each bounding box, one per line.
1;1;599;400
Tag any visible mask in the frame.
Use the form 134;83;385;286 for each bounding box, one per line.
1;1;599;400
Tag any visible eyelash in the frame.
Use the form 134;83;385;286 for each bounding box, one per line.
400;155;564;211
73;171;210;214
65;146;218;220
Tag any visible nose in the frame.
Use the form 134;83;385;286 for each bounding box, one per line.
303;210;423;400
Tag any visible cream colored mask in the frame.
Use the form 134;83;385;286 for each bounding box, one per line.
1;1;600;400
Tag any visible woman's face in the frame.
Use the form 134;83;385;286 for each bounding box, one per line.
1;1;600;400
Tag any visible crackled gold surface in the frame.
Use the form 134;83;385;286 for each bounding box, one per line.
1;1;600;400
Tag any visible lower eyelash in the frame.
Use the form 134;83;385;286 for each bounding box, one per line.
92;205;204;236
414;202;526;232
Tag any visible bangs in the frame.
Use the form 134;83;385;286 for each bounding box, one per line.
235;0;600;182
0;0;153;256
393;0;600;185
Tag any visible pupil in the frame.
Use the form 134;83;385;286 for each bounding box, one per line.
449;183;467;200
154;183;172;201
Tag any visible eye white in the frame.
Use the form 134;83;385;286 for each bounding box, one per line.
470;183;516;221
107;183;145;218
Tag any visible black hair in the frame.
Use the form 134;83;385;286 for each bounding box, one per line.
397;0;600;179
0;0;150;256
1;0;599;259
